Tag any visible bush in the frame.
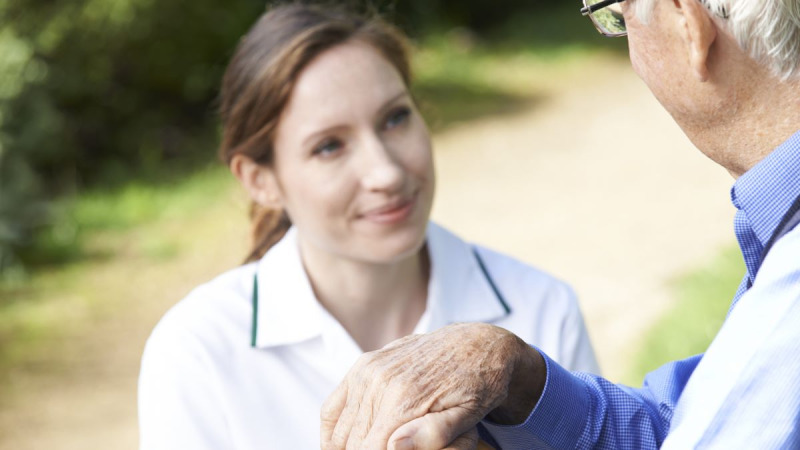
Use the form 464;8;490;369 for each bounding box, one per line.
0;0;265;272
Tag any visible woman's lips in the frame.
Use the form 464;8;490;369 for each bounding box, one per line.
360;195;417;225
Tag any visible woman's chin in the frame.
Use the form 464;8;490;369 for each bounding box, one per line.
356;227;428;264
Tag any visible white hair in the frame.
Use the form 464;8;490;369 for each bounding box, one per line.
633;0;800;80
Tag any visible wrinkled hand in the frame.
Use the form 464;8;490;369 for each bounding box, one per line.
320;323;545;449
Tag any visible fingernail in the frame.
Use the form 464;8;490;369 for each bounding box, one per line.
391;436;415;450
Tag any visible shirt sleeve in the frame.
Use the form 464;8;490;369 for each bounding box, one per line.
481;350;700;449
482;228;800;449
661;228;800;448
138;318;231;450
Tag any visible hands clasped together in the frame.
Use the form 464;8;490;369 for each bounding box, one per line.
320;323;546;450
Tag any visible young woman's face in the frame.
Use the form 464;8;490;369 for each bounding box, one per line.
271;41;435;264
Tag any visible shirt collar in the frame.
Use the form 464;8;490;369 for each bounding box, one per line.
253;227;329;348
731;129;800;246
252;223;511;349
423;222;511;330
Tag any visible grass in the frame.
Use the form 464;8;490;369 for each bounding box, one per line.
411;34;626;131
624;245;746;385
73;163;232;230
11;162;232;268
412;37;549;131
0;163;242;379
405;3;630;132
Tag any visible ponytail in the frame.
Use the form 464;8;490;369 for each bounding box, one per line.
245;202;291;263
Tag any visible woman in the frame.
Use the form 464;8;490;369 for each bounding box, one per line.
138;4;599;449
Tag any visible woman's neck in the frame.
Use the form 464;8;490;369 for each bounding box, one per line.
297;238;429;352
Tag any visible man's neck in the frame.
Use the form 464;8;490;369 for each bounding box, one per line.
691;76;800;179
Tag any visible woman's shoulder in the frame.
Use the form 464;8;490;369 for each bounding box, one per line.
429;222;577;307
473;244;578;312
146;263;257;352
475;244;574;294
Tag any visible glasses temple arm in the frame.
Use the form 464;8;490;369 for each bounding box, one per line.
580;0;625;16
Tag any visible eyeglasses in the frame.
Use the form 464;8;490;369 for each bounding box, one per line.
581;0;627;38
581;0;730;38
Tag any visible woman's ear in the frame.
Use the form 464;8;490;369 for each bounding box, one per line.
677;0;717;81
229;154;283;209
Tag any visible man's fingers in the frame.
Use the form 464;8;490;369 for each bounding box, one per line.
388;407;482;450
320;382;347;449
345;379;390;449
321;325;523;449
380;333;418;350
329;384;367;449
358;385;420;450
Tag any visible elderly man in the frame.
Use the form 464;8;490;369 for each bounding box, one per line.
320;0;800;448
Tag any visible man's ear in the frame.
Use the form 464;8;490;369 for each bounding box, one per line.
229;154;283;209
677;0;717;81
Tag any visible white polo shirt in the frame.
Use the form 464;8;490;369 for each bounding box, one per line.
138;222;599;450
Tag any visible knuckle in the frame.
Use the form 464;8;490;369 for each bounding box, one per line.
330;427;349;449
350;353;373;374
320;401;335;419
431;428;450;447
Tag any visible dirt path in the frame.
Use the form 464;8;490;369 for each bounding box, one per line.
431;58;735;380
0;56;736;448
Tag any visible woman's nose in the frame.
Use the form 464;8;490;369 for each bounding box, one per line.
359;134;404;192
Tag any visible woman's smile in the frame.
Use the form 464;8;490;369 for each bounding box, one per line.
359;191;418;225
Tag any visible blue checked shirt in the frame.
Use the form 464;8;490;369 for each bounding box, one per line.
482;130;800;449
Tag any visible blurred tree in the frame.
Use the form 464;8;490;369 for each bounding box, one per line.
0;0;265;272
385;0;563;34
1;0;266;186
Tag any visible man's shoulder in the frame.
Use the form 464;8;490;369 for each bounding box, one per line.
758;223;800;284
759;192;800;267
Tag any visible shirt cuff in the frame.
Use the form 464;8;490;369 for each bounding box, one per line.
481;348;592;449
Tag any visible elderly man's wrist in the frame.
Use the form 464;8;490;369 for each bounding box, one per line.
486;339;546;425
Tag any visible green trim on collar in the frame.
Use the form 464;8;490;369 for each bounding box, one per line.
472;247;512;315
251;274;259;347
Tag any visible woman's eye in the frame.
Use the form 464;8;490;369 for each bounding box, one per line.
312;138;342;157
384;107;411;130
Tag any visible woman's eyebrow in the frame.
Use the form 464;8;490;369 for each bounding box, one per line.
300;91;409;147
376;91;409;115
301;125;348;148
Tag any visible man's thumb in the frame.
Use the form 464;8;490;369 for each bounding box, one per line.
388;407;481;450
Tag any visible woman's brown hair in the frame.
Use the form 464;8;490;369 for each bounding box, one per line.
218;3;412;263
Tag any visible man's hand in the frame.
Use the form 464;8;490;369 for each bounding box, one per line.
320;323;546;449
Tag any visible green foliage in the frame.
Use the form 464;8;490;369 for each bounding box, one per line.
2;0;263;181
387;1;597;36
0;0;264;272
625;245;745;385
412;36;540;131
0;164;239;379
0;150;50;272
15;163;233;270
72;164;232;231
